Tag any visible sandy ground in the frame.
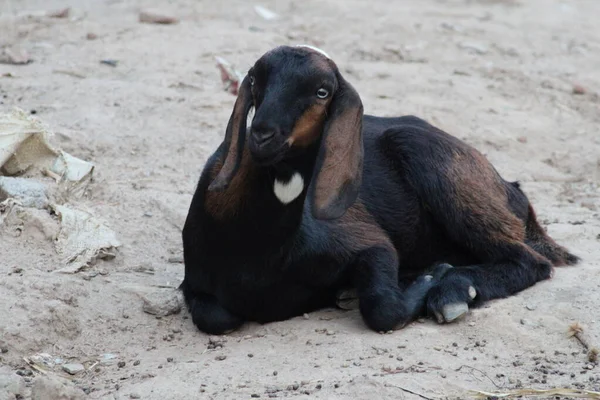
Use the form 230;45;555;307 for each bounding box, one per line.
1;0;600;399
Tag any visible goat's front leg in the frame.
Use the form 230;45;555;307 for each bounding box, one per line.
353;246;444;332
181;282;244;335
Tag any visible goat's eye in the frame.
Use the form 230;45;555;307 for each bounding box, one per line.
249;76;255;86
316;88;329;99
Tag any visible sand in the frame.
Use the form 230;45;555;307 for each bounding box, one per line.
1;0;599;399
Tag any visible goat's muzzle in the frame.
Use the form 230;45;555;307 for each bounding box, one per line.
248;128;290;166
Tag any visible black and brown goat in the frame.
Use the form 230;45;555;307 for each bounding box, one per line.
181;45;579;335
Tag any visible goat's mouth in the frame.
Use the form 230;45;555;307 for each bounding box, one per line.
248;139;290;166
250;148;288;166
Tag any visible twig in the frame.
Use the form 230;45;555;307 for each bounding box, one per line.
569;322;599;362
569;322;589;350
386;384;434;400
53;69;86;79
468;387;600;399
455;365;501;388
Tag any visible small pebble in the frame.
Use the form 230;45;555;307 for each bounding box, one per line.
118;361;126;368
62;363;85;375
133;360;140;366
167;357;173;363
130;394;140;399
572;84;586;95
248;354;254;358
215;355;227;361
251;395;260;398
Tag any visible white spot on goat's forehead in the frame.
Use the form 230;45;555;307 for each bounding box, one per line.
295;44;331;59
274;172;304;204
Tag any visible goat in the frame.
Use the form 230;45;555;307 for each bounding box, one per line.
180;45;579;335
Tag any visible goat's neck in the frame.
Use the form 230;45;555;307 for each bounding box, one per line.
232;147;319;245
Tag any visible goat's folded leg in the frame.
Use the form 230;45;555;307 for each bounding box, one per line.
336;262;452;312
426;243;553;324
181;283;244;335
352;246;451;332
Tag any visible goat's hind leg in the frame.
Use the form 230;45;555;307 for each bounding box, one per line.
426;242;553;324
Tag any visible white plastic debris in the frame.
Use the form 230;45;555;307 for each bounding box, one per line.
215;56;244;96
254;5;279;20
99;353;118;366
24;353;57;372
0;108;94;191
0;198;20;226
52;205;121;273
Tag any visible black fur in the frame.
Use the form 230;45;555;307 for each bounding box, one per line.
180;46;579;335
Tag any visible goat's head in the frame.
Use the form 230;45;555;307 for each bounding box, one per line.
208;45;364;220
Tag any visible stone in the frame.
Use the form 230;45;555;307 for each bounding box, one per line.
0;177;48;209
142;289;182;317
0;373;25;399
62;363;84;375
32;375;84;400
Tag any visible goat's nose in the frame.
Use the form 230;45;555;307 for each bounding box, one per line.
251;123;278;144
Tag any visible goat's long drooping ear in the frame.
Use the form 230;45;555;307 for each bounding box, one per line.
208;76;253;191
310;72;364;220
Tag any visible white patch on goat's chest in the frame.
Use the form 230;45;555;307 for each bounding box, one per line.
273;172;304;204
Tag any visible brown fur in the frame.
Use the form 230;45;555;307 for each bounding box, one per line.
205;148;255;220
210;77;253;191
447;147;526;248
525;204;578;266
339;200;395;254
288;103;328;148
313;100;364;215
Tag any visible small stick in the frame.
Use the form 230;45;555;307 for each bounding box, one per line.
386;384;434;400
568;322;599;363
53;69;86;79
455;365;501;388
